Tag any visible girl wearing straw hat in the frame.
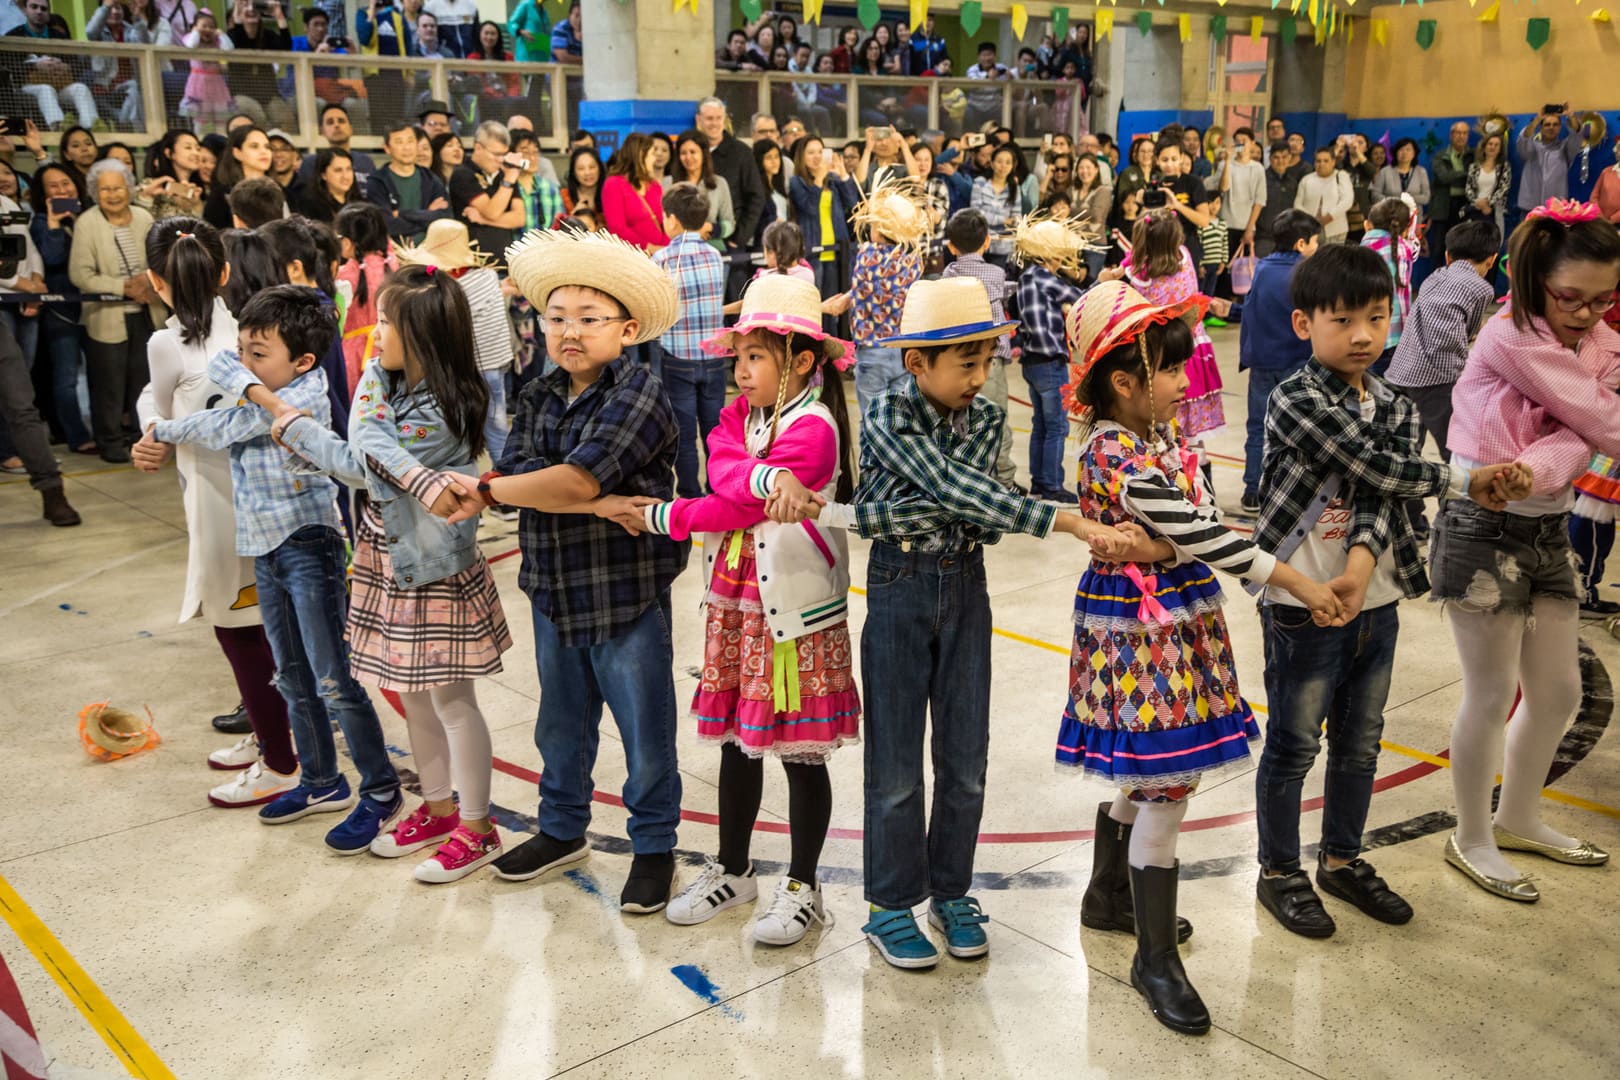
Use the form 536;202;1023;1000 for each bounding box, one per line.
630;274;861;946
1060;281;1342;1035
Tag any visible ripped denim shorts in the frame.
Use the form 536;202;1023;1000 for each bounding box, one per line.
1428;500;1577;615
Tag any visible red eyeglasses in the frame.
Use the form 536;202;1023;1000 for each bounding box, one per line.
1544;285;1619;315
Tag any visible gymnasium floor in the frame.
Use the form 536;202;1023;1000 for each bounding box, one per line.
3;327;1618;1080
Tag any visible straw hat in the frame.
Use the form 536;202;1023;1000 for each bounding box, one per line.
1578;110;1608;149
849;176;932;254
394;218;495;271
702;273;851;364
76;701;160;762
878;277;1018;348
1477;111;1511;140
1014;213;1101;274
1062;280;1207;416
504;229;680;345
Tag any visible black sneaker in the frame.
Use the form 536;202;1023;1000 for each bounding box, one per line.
1316;858;1414;925
1240;490;1261;514
1256;869;1337;938
492;832;589;882
211;702;252;735
1036;488;1080;506
1580;597;1620;617
620;852;676;914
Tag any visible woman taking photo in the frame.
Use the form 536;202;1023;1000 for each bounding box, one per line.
1372;137;1431;208
202;125;273;229
789;136;861;299
1115;136;1156;203
430;133;464;189
910;142;951;269
971;143;1024;269
68;160;165;464
600;131;667;251
561;145;603;215
28;164;93;454
671;129;734;249
299;148;362;223
142;130;207;221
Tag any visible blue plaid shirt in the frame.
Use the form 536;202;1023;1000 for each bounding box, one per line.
942;254;1012;360
1016;264;1084;363
651;231;725;361
496;356;689;647
153;358;342;557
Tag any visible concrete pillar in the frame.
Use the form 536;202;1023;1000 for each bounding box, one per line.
1092;26;1127;136
578;0;717;140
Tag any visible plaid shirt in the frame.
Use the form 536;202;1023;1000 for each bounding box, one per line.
1253;359;1467;600
153;360;342;557
1016;264;1083;362
651;231;725;361
1385;260;1497;389
520;176;564;233
497;356;689;647
942;254;1012;359
823;378;1055;552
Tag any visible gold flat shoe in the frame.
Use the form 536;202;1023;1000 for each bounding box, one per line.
1444;836;1540;902
1492;825;1610;866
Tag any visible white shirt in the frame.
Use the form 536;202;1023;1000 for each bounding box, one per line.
1294;170;1354;241
1474;167;1499;206
0;195;43;287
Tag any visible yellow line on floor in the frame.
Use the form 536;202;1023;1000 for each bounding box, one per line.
0;462;149;487
0;873;175;1080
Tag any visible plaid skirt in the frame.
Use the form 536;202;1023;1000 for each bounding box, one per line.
347;507;511;691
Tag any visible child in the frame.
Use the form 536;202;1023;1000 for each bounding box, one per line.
843;179;928;419
1359;197;1414;375
651;182;727;499
180;11;234;135
467;231;689;914
633;276;861;944
1437;201;1620;900
143;286;404;851
1061;280;1343;1036
227;177;286;230
1250;244;1527;940
334;201;396;396
1013;215;1089;503
943;208;1019;491
1195;192;1228;303
260;218;351;437
777;277;1138;972
253;265;512;884
131;218;298;808
755;219;815;285
1235;209;1323;512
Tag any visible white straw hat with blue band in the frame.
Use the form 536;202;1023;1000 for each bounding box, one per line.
877;277;1018;348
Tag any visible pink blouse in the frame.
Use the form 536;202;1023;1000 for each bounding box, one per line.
600;174;669;250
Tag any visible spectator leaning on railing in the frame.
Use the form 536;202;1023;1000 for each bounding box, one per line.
7;0;101;130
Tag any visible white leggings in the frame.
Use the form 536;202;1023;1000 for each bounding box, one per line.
399;681;493;821
1110;791;1189;869
1448;600;1582;853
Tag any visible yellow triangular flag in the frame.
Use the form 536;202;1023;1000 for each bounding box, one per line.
1251;14;1263;40
1480;1;1500;21
1097;9;1114;39
1178;13;1191;42
1371;17;1388;45
1347;15;1354;41
671;0;697;12
1593;7;1611;21
1011;3;1028;39
909;0;927;33
804;0;823;23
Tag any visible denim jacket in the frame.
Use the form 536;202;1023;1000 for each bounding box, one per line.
212;354;478;588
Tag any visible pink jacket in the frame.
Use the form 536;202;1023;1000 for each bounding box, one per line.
338;252;395;395
600;174;669;250
1449;310;1620;495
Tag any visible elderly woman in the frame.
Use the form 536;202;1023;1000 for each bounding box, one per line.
68;159;165;464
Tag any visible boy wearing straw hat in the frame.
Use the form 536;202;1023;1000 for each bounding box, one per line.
468;231;691;915
779;277;1138;970
1014;214;1092;503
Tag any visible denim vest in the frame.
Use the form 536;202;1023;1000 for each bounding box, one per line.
282;360;478;589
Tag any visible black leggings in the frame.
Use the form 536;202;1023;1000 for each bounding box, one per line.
716;741;832;887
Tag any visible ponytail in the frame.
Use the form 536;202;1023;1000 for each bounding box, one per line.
335;202;391;311
144;217;225;346
818;352;856;502
1507;211;1620;333
763;219;805;273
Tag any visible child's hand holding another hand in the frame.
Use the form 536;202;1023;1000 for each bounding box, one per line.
592;494;661;535
1493;462;1534;504
131;427;170;473
767;472;826;524
431;480;484;523
1466;463;1520;511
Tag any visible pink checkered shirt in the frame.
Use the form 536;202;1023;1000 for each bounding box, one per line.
1448;310;1620;496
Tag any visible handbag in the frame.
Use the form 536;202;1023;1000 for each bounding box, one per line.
1228;239;1258;296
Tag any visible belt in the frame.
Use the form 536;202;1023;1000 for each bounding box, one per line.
877;538;981;558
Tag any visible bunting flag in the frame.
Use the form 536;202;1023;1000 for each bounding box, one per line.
1593;8;1612;22
1054;6;1070;40
1347;14;1354;40
1479;1;1500;21
909;0;927;32
1527;16;1550;48
804;0;824;24
671;0;697;12
1212;14;1228;40
856;0;880;31
960;1;982;36
1271;0;1281;7
1290;0;1302;14
1280;15;1297;43
1011;3;1028;39
1178;13;1191;41
1371;16;1388;44
1416;18;1435;48
1251;14;1263;40
1097;9;1114;39
740;0;763;22
1137;10;1153;36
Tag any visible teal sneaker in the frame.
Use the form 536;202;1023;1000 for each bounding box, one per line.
863;908;939;970
928;896;990;958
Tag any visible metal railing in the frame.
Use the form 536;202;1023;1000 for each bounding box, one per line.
0;39;1081;153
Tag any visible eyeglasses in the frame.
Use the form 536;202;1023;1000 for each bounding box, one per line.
543;315;630;335
1543;285;1618;315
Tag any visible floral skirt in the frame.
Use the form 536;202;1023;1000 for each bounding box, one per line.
1177;332;1225;440
692;531;860;762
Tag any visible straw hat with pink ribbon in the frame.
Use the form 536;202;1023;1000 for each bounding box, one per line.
702;273;852;367
1062;279;1207;420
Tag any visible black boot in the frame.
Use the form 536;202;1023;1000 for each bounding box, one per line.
1128;862;1211;1036
1081;803;1193;943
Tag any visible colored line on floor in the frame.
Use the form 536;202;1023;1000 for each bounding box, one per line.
0;874;175;1080
0;462;142;487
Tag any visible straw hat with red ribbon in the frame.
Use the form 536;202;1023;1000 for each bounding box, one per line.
1062;279;1208;421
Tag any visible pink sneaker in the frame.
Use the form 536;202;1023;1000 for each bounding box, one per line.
369;804;459;858
414;823;503;884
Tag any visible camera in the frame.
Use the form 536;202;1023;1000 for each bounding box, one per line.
326;35;349;49
1142;188;1171;210
963;132;987;149
0;234;25;262
1544;103;1565;115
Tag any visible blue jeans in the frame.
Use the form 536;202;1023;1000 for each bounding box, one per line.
531;592;682;854
861;543;993;909
853;345;907;423
1244;367;1291;495
660;352;728;499
1255;602;1399;872
1021;359;1068;494
255;525;400;801
481;368;508;465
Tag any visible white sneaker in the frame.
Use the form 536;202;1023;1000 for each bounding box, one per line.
664;856;758;925
209;760;301;807
207;733;259;771
753;876;832;946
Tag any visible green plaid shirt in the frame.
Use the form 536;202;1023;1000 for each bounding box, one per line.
1252;359;1465;600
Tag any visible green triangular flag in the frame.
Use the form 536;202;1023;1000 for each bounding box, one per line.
740;0;763;22
857;0;880;31
1280;16;1296;44
1415;19;1435;49
1526;17;1550;51
1211;14;1227;41
1137;10;1152;36
960;1;982;37
1053;6;1070;42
